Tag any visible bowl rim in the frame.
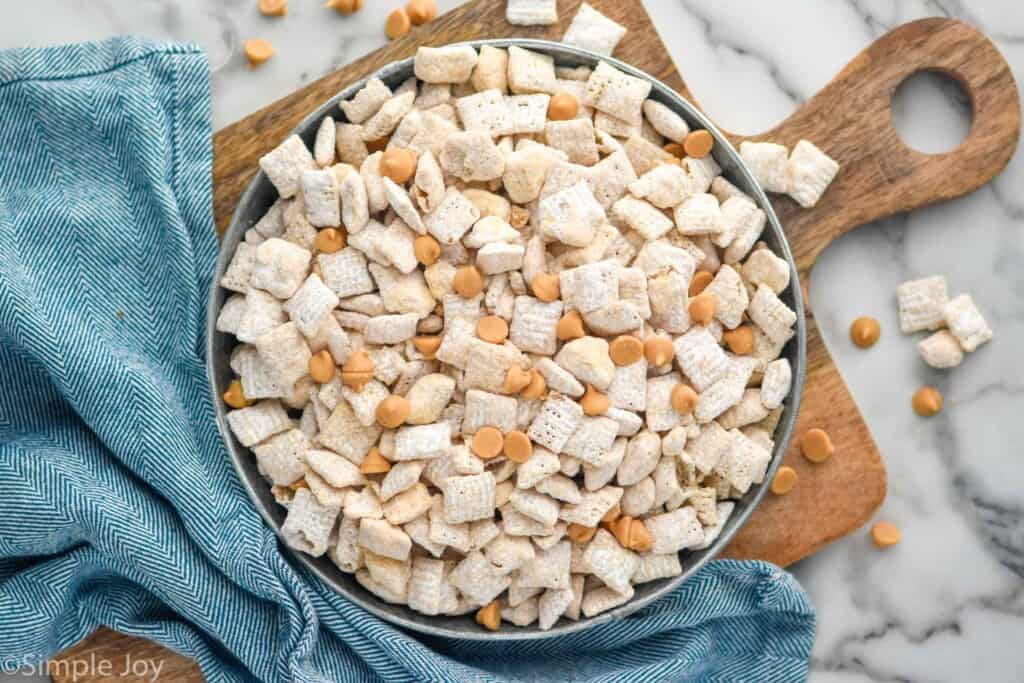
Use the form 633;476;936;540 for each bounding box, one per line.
206;37;807;641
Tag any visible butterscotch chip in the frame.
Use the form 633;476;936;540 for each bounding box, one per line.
413;234;441;266
567;523;597;543
850;316;881;349
688;270;714;296
314;228;346;253
723;325;755;355
366;137;389;154
413;336;442;359
477;315;509;344
556;310;586;341
504;365;532;394
871;521;900;548
600;504;621;524
223;379;253;409
800;428;834;463
385;8;411;39
380;147;418;184
520;368;547;400
670;384;698;415
453;265;484;298
259;0;288;17
771;466;798;495
912;386;943;417
376;395;410;428
688;292;717;326
360;447;392;475
326;0;364;14
472;426;504;459
644;337;674;367
609;335;643;366
628;518;653;552
663;142;685;158
341;350;375;391
503;430;533;463
476;601;501;631
609;515;633;547
580;384;610;416
308;349;336;383
684;129;714;158
289;478;308;491
548;93;580;121
406;0;437;25
244;39;275;68
530;273;561;302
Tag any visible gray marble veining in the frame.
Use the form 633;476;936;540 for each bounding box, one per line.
0;1;1021;681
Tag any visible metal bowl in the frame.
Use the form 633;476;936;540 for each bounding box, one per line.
206;38;806;640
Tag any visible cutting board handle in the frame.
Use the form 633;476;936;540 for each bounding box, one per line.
732;18;1020;269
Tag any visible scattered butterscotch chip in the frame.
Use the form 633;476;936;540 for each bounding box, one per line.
871;521;901;548
850;316;881;348
580;384;610;416
472;426;504;459
453;265;484;298
259;0;288;17
644;336;675;367
386;8;411;39
912;386;943;417
476;601;501;631
413;234;441;266
223;379;253;409
670;384;698;415
366;137;389;154
520;368;546;400
314;227;346;254
800;428;834;463
244;39;275;68
359;447;391;475
771;466;798;495
376;395;410;429
308;349;336;383
723;325;755;355
406;0;437;25
601;503;621;524
609;335;643;366
663;142;685;158
689;270;714;296
556;310;586;341
684;129;714;158
688;292;717;326
504;365;532;394
503;430;533;463
326;0;363;14
530;273;561;302
380;147;418;184
413;335;442;359
341;350;375;391
477;315;509;344
548;93;580;121
567;523;597;543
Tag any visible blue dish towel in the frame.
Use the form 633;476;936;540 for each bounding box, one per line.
0;37;815;682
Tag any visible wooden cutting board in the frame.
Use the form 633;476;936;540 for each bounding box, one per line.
53;0;1019;678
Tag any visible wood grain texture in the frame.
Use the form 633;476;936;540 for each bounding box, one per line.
57;0;1020;677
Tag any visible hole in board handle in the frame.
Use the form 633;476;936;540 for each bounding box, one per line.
891;69;973;154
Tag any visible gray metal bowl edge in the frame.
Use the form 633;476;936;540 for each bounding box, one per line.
206;38;807;641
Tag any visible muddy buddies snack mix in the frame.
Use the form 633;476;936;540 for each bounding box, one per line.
219;44;820;631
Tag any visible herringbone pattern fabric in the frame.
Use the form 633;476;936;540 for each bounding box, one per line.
0;38;815;682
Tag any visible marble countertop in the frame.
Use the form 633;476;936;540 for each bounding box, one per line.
1;1;1021;681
